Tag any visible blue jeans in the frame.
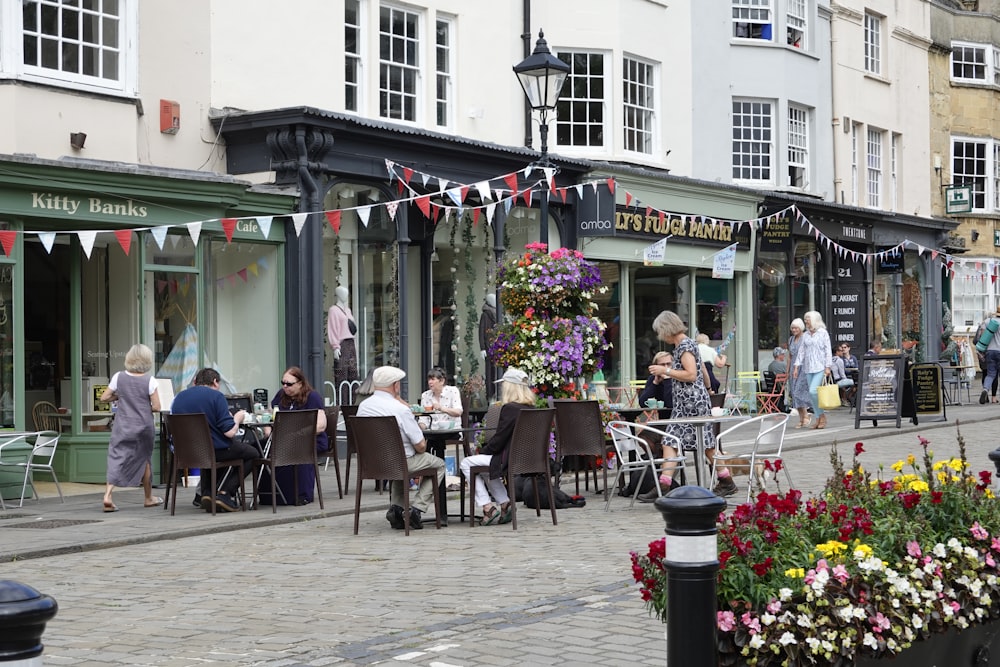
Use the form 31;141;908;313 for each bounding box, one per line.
806;371;827;417
984;350;1000;396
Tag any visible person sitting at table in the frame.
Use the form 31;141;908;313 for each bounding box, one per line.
639;351;673;417
639;311;734;500
171;367;253;512
767;347;787;377
357;366;446;530
420;367;463;451
459;367;535;525
865;339;883;357
840;344;859;371
831;345;856;407
262;366;328;506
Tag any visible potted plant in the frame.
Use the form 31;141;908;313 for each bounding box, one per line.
630;432;1000;666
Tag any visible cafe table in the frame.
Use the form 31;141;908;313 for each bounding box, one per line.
237;418;289;506
646;414;746;489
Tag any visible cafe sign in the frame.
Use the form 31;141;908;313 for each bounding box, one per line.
30;191;149;218
614;205;751;248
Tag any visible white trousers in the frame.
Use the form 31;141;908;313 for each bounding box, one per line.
460;453;509;508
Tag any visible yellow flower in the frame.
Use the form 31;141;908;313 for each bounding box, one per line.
853;542;873;558
815;541;848;558
907;479;929;493
906;454;915;466
785;568;805;578
891;461;904;473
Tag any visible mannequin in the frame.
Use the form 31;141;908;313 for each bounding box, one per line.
479;293;498;398
327;286;359;389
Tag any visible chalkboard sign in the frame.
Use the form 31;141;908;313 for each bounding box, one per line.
855;354;906;429
909;363;946;422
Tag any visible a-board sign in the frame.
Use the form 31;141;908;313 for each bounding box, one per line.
855;354;906;429
909;363;946;422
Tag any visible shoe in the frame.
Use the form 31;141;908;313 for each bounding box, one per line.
200;495;213;512
407;507;424;530
214;494;240;513
102;501;119;513
192;494;203;509
982;390;990;405
498;502;513;524
713;477;738;498
811;414;827;430
386;505;404;530
481;503;502;525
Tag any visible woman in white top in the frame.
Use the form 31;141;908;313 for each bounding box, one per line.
420;367;463;425
792;311;833;430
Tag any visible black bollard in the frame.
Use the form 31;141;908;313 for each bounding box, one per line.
0;580;58;664
654;486;727;667
989;448;1000;477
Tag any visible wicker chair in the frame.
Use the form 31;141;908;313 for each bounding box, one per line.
165;413;247;515
347;415;442;535
252;408;324;513
320;406;343;499
31;401;61;432
553;399;609;501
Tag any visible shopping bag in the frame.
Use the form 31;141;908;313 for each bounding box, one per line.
817;379;841;410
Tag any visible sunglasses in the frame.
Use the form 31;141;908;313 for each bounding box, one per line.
281;380;298;387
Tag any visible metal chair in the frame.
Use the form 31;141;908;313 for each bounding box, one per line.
553;399;609;500
164;413;247;515
709;413;791;503
347;415;442;535
31;401;61;432
756;373;787;414
253;409;324;513
605;421;685;511
320;405;343;499
0;432;54;509
726;371;762;416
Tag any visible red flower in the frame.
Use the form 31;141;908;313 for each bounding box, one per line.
752;557;773;576
898;492;921;509
931;491;943;504
854;442;865;456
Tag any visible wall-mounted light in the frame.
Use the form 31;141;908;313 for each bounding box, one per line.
972;229;980;242
69;132;87;150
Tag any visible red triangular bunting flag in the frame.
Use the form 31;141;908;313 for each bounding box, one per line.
460;186;470;203
221;218;237;243
658;211;666;225
645;207;653;218
397;180;405;195
504;173;518;194
625;192;633;207
606;178;615;194
549;176;558;194
402;167;414;183
559;188;568;203
326;210;342;233
473;209;481;226
0;230;15;256
114;230;132;255
416;196;431;219
238;268;248;282
521;189;532;206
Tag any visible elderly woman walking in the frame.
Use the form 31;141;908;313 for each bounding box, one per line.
792;311;833;430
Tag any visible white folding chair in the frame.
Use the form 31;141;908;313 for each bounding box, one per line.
0;431;63;507
709;413;790;503
605;421;685;511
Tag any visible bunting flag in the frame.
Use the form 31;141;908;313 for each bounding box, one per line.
38;231;56;254
221;217;237;243
150;226;169;250
415;195;431;219
290;212;308;237
256;215;273;239
114;229;132;255
357;206;371;228
77;230;97;259
186;221;202;246
0;230;15;257
237;268;248;283
325;210;342;234
385;201;399;220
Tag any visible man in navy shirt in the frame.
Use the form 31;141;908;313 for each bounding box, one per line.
171;367;254;512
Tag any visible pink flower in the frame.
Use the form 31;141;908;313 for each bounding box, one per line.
918;435;930;448
950;601;961;614
767;599;782;614
717;610;736;632
804;569;816;585
992;537;1000;553
832;564;850;584
907;541;922;558
741;611;762;634
987;554;996;568
971;522;989;540
869;612;890;633
816;558;829;572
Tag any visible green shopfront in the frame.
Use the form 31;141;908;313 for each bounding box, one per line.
0;155;294;484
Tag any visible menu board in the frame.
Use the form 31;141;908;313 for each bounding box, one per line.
855;355;906;429
93;385;111;412
909;363;945;422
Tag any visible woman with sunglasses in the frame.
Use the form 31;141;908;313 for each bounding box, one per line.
266;366;328;505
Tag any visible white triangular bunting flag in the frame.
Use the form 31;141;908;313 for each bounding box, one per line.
77;230;97;259
917;244;925;255
256;216;273;239
486;203;496;225
475;180;491;202
384;159;395;176
542;167;555;190
503;198;513;215
149;226;169;251
38;232;56;253
445;188;463;207
291;213;308;237
357;206;371;228
186;221;202;246
421;173;430;187
575;184;584;199
385;201;399;220
438;179;450;193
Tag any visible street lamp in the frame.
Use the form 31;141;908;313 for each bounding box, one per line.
513;30;570;247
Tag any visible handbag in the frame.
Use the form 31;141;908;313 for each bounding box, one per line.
817;378;841;410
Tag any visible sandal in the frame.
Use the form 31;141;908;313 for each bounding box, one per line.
498;502;513;524
102;501;119;513
144;497;164;508
481;503;501;526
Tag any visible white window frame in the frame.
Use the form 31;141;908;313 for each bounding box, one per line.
787;0;807;48
864;12;882;76
867;128;883;208
890;133;899;212
787;104;808;188
378;3;422;124
0;0;137;97
950;41;1000;85
555;50;608;151
434;14;454;129
623;55;656;155
344;0;363;114
732;98;773;184
732;0;773;41
951;137;993;212
850;124;859;206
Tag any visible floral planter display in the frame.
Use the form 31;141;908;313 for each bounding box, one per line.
630;432;1000;666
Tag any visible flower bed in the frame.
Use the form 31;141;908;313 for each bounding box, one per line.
630;432;1000;666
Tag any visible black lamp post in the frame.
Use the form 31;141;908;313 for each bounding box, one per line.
513;30;570;248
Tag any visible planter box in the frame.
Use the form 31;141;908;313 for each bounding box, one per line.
855;619;1000;667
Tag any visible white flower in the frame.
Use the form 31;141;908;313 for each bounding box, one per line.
748;634;766;650
837;606;855;621
911;614;923;629
779;632;797;646
796;614;813;629
761;612;776;626
863;632;879;649
933;543;947;558
806;637;821;652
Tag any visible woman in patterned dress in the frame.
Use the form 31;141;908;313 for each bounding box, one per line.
787;318;813;428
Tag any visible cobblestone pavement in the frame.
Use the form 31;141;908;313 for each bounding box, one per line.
1;401;997;665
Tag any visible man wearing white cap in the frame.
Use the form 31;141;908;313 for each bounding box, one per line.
357;366;446;530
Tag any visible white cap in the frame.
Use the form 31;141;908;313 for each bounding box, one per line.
372;366;406;387
494;368;530;386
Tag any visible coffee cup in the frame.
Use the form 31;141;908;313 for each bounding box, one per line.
645;398;657;408
656;401;665;409
711;407;725;417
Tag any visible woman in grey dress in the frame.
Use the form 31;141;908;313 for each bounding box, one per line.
787;318;813;428
100;344;161;512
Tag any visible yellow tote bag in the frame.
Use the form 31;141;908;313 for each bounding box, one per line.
817;378;841;410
